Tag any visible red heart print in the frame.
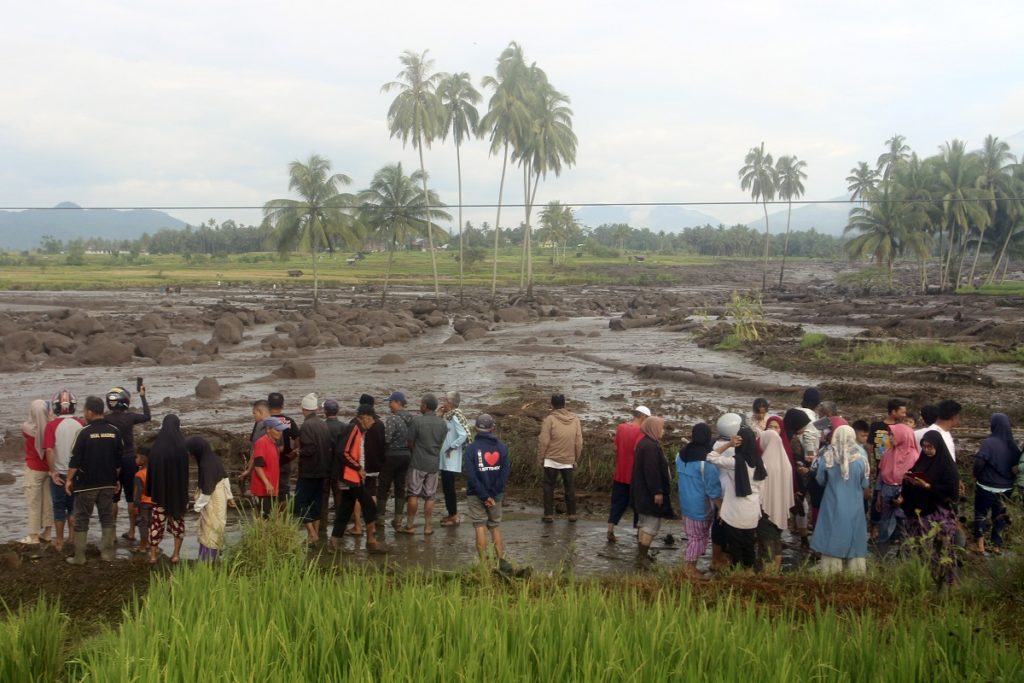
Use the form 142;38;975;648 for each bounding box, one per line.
483;451;500;466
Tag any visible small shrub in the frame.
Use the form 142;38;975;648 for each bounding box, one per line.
800;332;827;349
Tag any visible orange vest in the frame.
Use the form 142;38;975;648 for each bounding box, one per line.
136;467;153;505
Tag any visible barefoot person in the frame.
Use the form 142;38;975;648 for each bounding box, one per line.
971;413;1019;555
607;405;649;543
104;385;151;543
65;396;123;565
810;425;870;574
44;390;85;551
146;415;189;564
464;414;511;573
677;423;721;577
20;399;54;546
399;394;447;536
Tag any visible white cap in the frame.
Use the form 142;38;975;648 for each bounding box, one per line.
301;393;318;411
634;405;652;417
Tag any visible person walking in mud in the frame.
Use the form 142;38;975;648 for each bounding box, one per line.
399;394;447;536
607;405;650;543
267;392;300;508
379;392;414;532
538;394;583;523
65;396;124;565
104;385;150;544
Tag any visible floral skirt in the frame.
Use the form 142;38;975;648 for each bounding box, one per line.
904;505;958;585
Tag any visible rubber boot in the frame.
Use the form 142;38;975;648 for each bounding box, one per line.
100;527;116;561
66;532;87;565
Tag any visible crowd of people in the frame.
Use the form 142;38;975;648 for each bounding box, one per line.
14;383;1024;579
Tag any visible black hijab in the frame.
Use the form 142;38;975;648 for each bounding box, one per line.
679;423;714;463
733;426;768;497
903;430;960;515
187;435;226;496
146;414;189;519
782;408;811;443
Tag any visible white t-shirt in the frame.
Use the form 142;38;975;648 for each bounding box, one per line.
43;416;85;474
707;439;762;530
544;459;573;470
920;425;956;462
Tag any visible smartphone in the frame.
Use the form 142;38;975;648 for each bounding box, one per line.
136;377;143;392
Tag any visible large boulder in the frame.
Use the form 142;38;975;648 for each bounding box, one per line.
39;332;77;355
377;353;406;365
74;335;134;366
211;314;243;345
135;336;170;360
495;307;530;324
57;314;105;338
3;331;43;355
273;360;316;379
195;376;221;399
293;321;322;349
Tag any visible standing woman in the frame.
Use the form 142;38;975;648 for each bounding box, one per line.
900;431;960;586
187;436;233;561
782;409;812;546
20;399;53;545
631;416;674;563
708;426;766;569
971;413;1019;555
676;423;722;577
810;425;870;574
146;415;189;564
757;428;795;571
438;392;471;527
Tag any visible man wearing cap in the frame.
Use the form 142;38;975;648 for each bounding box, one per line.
341;394;386;538
295;393;331;544
538;393;584;523
244;417;285;518
267;392;300;506
607;406;650;543
379;391;414;531
464;414;512;572
398;393;448;535
330;405;384;553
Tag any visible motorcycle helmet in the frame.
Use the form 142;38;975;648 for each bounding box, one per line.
716;412;743;439
106;387;131;411
51;389;77;416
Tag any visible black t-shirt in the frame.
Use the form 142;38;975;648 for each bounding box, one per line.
69;419;124;490
105;396;151;457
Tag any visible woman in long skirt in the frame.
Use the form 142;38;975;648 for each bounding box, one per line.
187;436;233;561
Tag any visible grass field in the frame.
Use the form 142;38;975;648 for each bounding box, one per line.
0;249;713;290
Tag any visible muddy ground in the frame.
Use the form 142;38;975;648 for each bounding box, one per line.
2;258;1023;621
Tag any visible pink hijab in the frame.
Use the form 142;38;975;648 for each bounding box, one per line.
880;422;919;485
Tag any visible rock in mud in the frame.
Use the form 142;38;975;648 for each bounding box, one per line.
57;313;105;337
1;551;20;569
274;360;316;379
377;353;406;365
3;331;43;355
495;307;530;324
195;376;221;399
212;314;243;345
135;336;169;360
294;321;321;348
410;301;437;315
444;335;465;345
75;335;134;366
463;327;488;341
0;472;16;485
40;332;77;355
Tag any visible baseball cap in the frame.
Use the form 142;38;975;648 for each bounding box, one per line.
386;391;407;405
475;413;496;431
322;399;340;414
634;405;652;417
263;417;289;430
301;393;318;411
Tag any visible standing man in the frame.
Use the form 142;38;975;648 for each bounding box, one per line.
883;399;908;426
538;393;583;523
795;387;822;456
104;384;150;543
295;393;331;544
331;405;384;553
607;405;650;543
322;399;345;540
241;418;285;518
400;394;448;536
379;391;414;531
44;389;85;552
464;413;511;573
65;396;124;565
267;392;300;506
922;399;961;462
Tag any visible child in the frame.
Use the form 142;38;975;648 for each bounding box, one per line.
464;414;511;573
133;446;153;553
852;420;870;447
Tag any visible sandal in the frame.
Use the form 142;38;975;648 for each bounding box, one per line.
396;527;415;535
541;516;554;523
16;536;39;546
423;527;434;536
345;528;363;536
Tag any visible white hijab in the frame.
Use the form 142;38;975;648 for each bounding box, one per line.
22;399;51;445
822;424;867;481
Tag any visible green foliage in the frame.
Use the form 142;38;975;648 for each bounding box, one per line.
64;240;86;266
715;333;744;351
726;290;766;342
460;246;486;269
846;341;1000;366
800;332;827;349
0;597;67;683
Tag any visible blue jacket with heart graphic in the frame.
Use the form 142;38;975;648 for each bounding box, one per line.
464;431;510;501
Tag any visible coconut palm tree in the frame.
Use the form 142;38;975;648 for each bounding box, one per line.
877;134;911;194
846;162;879;209
987;165;1024;284
844;187;914;289
382;50;445;300
775;155;807;288
895;153;940;291
263;154;359;308
438;72;482;301
358;162;450;304
968;135;1015;284
934;139;989;287
480;42;530;301
739;142;777;291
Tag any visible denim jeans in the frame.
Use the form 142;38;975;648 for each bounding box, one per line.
876;483;905;543
973;484;1011;547
50;478;75;522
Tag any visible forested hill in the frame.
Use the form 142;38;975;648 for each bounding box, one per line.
0;202;187;250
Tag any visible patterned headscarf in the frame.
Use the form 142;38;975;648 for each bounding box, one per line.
822;424;867;481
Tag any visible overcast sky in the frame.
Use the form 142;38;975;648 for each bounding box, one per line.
2;0;1022;230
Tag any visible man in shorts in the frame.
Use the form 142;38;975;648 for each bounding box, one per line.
464;414;511;572
399;394;447;535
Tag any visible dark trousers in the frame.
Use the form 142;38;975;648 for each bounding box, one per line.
607;481;636;526
256;496;273;519
332;485;378;537
72;488;115;533
277;459;293;501
723;522;756;568
973;485;1011;546
440;470;459;517
377;454;409;521
543;467;576;516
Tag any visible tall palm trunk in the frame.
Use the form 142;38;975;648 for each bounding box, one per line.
968;225;987;285
311;217;320;309
760;200;771;292
455;139;465;302
519;165;529;291
987;221;1018;285
778;199;793;288
942;220;956;288
417;141;440;300
490;142;509;302
382;236;397;304
954;226;968;289
526;171;540;299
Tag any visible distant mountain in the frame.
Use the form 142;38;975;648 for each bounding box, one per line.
0;202;188;250
575;204;723;233
747;196;851;237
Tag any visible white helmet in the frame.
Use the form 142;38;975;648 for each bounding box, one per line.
716;413;743;439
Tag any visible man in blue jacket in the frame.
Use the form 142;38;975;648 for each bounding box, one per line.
464;413;511;571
